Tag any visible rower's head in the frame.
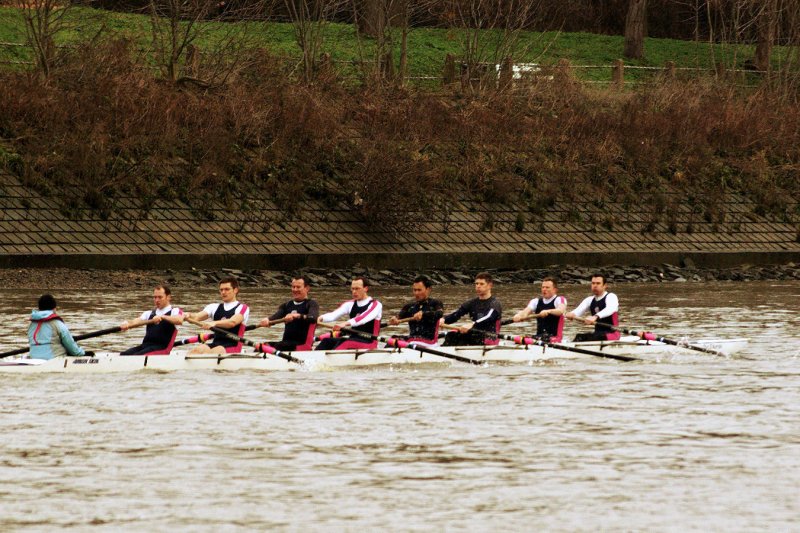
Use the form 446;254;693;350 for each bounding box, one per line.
291;275;311;301
153;284;171;309
541;277;558;299
351;277;369;300
474;272;493;299
219;277;240;303
412;275;432;302
37;294;57;311
590;274;607;297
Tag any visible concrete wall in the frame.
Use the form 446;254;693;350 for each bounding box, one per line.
1;173;798;269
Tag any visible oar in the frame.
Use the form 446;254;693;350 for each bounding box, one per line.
443;324;638;362
497;331;639;362
317;322;482;365
0;320;156;359
379;316;415;328
575;317;727;357
185;318;302;364
174;324;259;347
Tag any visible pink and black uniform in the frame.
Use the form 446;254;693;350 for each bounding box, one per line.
397;298;444;345
571;292;620;342
316;297;382;350
442;296;503;346
121;306;183;355
526;295;567;342
201;301;250;353
267;298;319;351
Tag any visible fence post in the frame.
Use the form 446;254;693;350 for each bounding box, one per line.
318;52;333;82
443;53;456;86
184;44;199;78
664;60;675;79
499;56;513;90
612;59;624;89
381;51;395;81
715;62;726;78
555;58;572;85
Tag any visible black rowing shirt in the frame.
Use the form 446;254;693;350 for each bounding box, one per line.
140;307;180;348
527;295;566;342
269;299;320;345
398;298;444;343
443;296;502;334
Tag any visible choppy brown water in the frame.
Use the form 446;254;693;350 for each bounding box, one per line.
1;281;799;530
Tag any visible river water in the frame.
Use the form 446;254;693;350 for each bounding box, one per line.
1;281;798;531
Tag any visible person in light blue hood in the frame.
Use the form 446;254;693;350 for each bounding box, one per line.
28;294;87;360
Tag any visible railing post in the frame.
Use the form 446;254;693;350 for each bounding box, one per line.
443;53;456;86
184;44;199;78
664;60;675;79
499;56;513;90
555;58;572;85
612;59;624;89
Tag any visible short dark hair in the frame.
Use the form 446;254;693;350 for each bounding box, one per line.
413;275;432;288
38;294;57;311
155;283;171;296
475;272;493;283
591;273;607;284
219;276;240;289
352;276;369;288
292;275;312;287
542;276;558;288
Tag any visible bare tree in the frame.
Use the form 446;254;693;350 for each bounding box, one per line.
623;0;647;59
148;0;264;85
13;0;101;78
446;0;544;92
284;0;348;83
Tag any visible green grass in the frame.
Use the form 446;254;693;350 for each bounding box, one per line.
0;5;791;82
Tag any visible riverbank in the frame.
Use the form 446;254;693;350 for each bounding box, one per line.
3;263;797;290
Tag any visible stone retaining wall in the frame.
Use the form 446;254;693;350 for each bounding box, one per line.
1;172;798;269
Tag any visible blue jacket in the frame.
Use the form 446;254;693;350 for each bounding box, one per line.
27;310;85;360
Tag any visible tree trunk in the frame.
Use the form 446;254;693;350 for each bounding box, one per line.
623;0;648;60
356;0;384;38
754;2;774;72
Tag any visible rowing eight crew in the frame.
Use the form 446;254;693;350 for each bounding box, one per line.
26;273;620;360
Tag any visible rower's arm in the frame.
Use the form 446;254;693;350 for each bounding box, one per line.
549;296;567;316
161;309;184;325
187;311;210;322
212;312;244;329
513;307;533;321
55;321;85;357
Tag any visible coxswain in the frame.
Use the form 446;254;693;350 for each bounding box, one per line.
186;277;250;354
511;277;567;342
387;275;444;346
119;284;183;355
439;272;503;346
259;275;319;351
28;294;92;359
565;273;621;342
316;277;382;350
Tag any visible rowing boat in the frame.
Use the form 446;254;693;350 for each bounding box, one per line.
0;336;749;373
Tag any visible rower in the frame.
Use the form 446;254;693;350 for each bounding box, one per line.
387;275;443;346
27;294;92;360
259;275;319;351
186;277;250;354
316;277;382;350
511;277;567;342
565;273;621;342
119;284;183;355
439;272;503;346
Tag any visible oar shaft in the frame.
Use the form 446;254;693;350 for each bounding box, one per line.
327;324;482;365
185;317;301;364
497;332;638;362
579;317;726;357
